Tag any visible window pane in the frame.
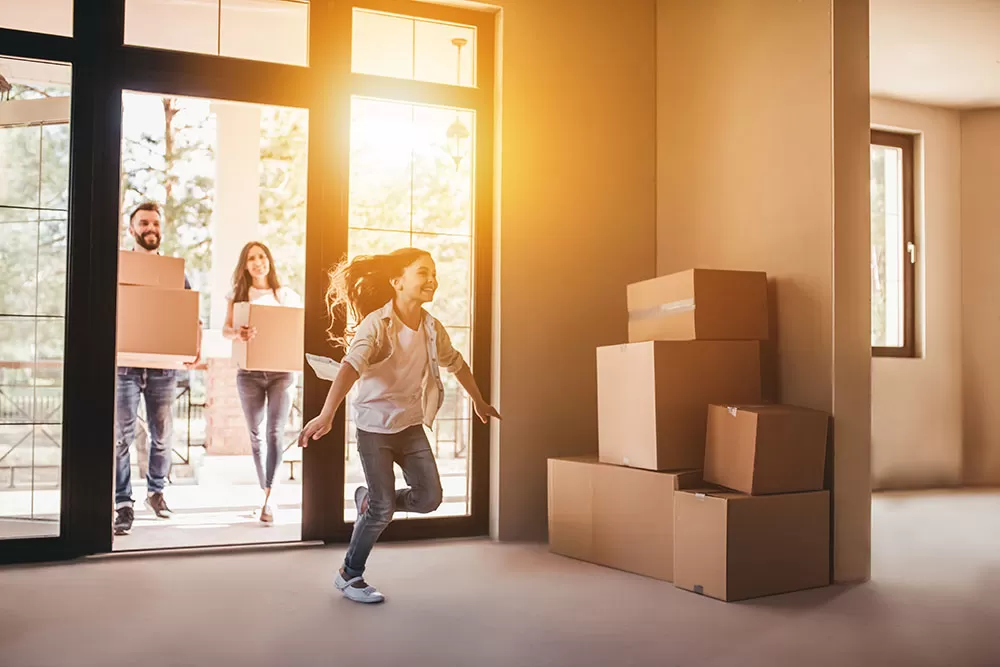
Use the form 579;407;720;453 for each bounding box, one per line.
125;0;220;56
125;0;309;66
37;212;68;317
0;0;72;36
870;143;905;348
0;209;39;317
352;9;477;88
0;57;70;541
415;233;471;328
220;0;309;66
412;106;474;235
352;11;414;81
349;99;413;232
413;20;476;87
0;125;41;208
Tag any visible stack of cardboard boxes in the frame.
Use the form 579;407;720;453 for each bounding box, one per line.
116;251;200;369
548;268;832;601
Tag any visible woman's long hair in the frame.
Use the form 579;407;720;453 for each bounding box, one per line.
326;247;431;348
231;242;282;303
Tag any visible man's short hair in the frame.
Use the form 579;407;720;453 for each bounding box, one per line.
129;201;162;225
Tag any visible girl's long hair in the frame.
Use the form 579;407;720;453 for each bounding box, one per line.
326;247;431;349
231;242;282;303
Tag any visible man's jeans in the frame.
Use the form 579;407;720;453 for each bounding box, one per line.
343;425;443;578
235;369;295;490
115;368;177;508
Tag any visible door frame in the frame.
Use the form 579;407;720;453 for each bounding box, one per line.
322;0;495;543
0;0;496;564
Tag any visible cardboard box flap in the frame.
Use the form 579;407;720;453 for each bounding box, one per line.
715;403;830;417
678;489;745;501
626;269;695;314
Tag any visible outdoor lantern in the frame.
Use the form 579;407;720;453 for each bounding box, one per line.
446;115;470;169
445;37;471;170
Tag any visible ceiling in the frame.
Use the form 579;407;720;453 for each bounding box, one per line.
871;0;1000;109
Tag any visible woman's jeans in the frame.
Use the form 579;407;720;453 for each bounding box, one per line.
235;370;296;490
343;425;443;578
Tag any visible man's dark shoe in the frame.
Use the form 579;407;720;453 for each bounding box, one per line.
114;506;134;535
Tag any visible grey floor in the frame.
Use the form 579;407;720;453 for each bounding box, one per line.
1;490;999;667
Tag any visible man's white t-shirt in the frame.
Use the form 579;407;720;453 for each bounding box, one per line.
352;316;427;434
226;286;302;307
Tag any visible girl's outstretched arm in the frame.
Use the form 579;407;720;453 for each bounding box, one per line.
454;362;501;423
298;363;360;447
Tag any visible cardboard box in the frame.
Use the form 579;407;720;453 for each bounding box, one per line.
597;341;762;471
232;302;304;372
627;269;768;343
118;251;186;289
116;284;199;369
548;456;703;582
704;404;830;495
674;489;830;601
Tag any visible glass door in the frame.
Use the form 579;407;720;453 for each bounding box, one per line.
329;1;494;540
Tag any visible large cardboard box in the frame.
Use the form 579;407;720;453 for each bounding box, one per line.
116;284;199;369
597;341;762;471
118;251;186;289
704;404;830;495
231;303;304;372
674;489;830;602
548;456;703;582
627;269;768;343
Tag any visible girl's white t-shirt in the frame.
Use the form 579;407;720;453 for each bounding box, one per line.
352;317;428;434
226;286;302;307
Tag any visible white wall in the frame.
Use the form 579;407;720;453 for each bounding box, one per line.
870;98;964;489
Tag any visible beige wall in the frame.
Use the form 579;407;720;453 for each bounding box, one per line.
961;109;1000;486
656;0;871;582
869;98;964;490
489;1;658;540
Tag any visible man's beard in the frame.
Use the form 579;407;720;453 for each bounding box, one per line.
135;231;161;251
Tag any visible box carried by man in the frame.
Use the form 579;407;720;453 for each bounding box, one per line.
116;284;200;370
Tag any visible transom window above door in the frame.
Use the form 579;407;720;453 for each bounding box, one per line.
124;0;310;66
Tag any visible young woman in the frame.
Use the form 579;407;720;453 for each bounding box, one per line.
298;248;500;604
223;241;302;525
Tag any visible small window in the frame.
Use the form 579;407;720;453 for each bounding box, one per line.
352;9;476;87
870;130;915;357
0;0;73;37
123;0;309;66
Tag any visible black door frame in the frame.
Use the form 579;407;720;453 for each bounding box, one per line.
0;0;495;565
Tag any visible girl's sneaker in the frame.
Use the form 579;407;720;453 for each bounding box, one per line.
335;571;385;604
